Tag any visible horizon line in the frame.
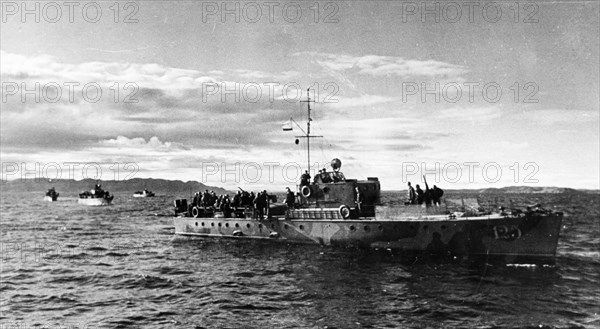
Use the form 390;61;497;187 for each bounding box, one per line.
2;177;598;192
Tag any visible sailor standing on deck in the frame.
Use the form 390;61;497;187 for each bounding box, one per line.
432;185;444;206
249;192;255;208
301;170;311;186
253;192;260;218
192;192;199;207
415;185;424;205
233;191;241;208
210;191;217;208
240;191;249;206
202;190;210;207
285;187;295;210
321;168;332;183
407;182;416;204
254;191;268;220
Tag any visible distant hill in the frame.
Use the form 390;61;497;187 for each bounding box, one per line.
0;178;229;196
385;186;596;194
477;186;582;194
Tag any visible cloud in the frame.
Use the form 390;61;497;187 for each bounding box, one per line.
0;51;299;93
99;136;191;151
3;51;596;189
435;106;504;122
517;108;599;126
325;94;397;109
0;101;126;151
231;69;298;81
295;52;468;78
0;51;308;153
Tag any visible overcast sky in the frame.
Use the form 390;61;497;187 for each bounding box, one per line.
1;1;598;190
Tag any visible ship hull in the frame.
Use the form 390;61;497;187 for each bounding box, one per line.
43;196;58;202
173;213;562;263
78;197;112;206
133;194;154;198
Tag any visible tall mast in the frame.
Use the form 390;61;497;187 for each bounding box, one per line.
306;89;311;171
299;88;322;173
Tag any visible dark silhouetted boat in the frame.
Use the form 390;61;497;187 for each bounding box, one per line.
133;189;155;198
172;90;563;264
78;183;113;206
44;187;59;202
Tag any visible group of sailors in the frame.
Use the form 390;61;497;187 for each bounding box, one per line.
46;187;58;197
94;184;111;198
80;184;110;198
407;176;443;206
191;189;273;219
300;169;345;186
189;187;300;220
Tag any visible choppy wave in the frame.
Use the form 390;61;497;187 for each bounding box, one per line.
0;191;598;328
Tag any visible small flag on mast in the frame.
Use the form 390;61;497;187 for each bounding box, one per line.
282;119;293;131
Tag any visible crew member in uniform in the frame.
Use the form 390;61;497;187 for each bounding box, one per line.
321;168;332;183
254;191;267;220
285;187;295;210
415;185;424;205
192;192;199;207
249;192;255;209
300;170;311;186
432;185;444;206
232;191;241;208
407;182;416;204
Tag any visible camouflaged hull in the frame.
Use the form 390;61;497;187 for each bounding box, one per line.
173;210;563;263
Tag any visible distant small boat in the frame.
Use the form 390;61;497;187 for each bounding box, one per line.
78;184;113;206
44;188;59;202
133;189;155;198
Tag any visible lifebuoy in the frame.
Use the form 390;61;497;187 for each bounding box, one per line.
339;205;351;219
192;207;201;218
301;185;311;198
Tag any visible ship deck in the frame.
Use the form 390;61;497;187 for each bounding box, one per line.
176;212;513;222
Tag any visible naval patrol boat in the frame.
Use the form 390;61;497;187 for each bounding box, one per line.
44;187;59;202
133;189;155;198
78;183;114;206
172;90;563;264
